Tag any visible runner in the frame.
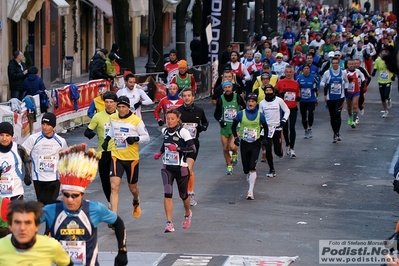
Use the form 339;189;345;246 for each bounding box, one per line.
102;96;150;217
153;109;196;232
41;144;128;266
22;112;68;205
275;65;300;157
259;85;290;177
320;58;349;143
214;81;246;175
154;83;184;126
232;93;268;199
177;88;209;206
170;60;197;93
297;64;319;139
372;48;396;118
164;49;180;86
84;91;118;205
272;53;290;79
345;59;365;128
354;58;371;121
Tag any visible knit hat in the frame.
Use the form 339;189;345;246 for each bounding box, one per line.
117;96;130;108
178;60;188;68
102;91;118;102
0;122;14;136
42;112;57;128
222;81;233;88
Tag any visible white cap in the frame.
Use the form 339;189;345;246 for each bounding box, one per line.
261;36;267;41
328;51;335;58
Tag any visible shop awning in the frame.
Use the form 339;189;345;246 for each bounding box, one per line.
7;0;30;22
22;0;46;21
129;0;148;17
89;0;113;17
51;0;70;16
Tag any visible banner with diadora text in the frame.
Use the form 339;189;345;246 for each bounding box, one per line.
201;0;232;64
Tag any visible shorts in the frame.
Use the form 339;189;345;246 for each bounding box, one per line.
110;157;139;184
186;138;200;160
346;91;360;100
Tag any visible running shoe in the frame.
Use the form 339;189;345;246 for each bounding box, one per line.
261;153;267;162
382;111;389;118
226;165;233;175
247;192;254;200
347;117;353;125
188;193;197;206
355;117;360;124
290;149;296;158
182;210;192;229
388;98;392;109
333;134;338;143
164;221;175;233
132;200;141;219
286;147;291;156
304;129;309;139
359;109;364;115
231;153;238;166
266;170;276;178
336;133;341;141
308;128;313;138
351;122;356;128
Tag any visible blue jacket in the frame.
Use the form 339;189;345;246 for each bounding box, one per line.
23;74;46;95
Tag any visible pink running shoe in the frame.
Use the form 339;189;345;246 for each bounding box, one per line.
182;210;192;229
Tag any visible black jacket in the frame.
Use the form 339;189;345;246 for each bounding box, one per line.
8;58;27;91
89;51;108;80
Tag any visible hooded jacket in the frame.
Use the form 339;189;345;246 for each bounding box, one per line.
89;51;108;80
23;74;46;96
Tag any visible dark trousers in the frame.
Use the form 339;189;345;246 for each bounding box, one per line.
99;151;112;202
327;98;345;135
33;180;60;205
10;90;25;101
300;102;316;129
283;106;298;149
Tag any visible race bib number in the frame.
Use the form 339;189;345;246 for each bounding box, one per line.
347;82;355;92
182;123;198;138
243;128;257;142
114;133;128;149
301;88;311;99
380;71;389;81
224;108;237;122
38;156;56;173
284;91;296;101
164;149;180;165
331;83;342;94
268;126;276;138
0;179;13;196
61;240;86;266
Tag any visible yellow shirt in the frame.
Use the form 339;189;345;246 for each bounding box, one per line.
252;74;278;90
88;110;117;152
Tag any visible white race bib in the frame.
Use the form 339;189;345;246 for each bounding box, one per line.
61;240;86;266
182;123;198;138
224;108;237;122
38;156;56;173
0;179;13;196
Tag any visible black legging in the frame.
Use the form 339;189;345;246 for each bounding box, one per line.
300;102;316;130
358;85;365;111
327;98;345;135
283;106;298;149
161;165;190;200
240;139;261;174
98;151;112;202
264;131;283;172
33;180;60;205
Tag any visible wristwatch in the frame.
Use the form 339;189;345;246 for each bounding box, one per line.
119;247;127;252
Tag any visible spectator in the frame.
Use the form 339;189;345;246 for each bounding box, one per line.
7;50;28;100
23;66;46;97
190;32;201;66
89;48;109;80
106;53;117;79
110;43;123;75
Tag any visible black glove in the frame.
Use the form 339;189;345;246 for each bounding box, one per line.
201;124;208;132
126;136;140;145
24;174;32;186
279;120;286;128
84;128;96;139
219;120;227;128
102;136;111;151
158;120;164;126
392;75;396;81
114;250;128;266
234;137;240;147
134;101;142;110
393;180;399;194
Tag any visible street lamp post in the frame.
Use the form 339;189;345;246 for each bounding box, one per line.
145;0;156;73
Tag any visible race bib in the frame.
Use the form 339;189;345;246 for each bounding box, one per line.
224;108;237;122
243;128;257;142
267;126;276;138
330;83;342;94
114;133;128;149
284;91;296;101
182;123;198;138
0;178;13;196
301;88;311;99
61;240;86;266
380;71;389;81
38;156;56;173
347;82;355;92
163;149;180;165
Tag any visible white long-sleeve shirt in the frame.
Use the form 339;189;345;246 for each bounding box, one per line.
117;84;154;119
259;97;290;127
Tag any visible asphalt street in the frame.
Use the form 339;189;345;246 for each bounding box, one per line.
22;76;399;265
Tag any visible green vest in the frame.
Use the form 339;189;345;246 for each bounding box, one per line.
239;110;261;143
0;197;8;228
176;74;192;91
220;93;239;137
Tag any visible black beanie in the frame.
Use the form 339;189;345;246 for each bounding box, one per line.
42;112;57;128
0;122;14;136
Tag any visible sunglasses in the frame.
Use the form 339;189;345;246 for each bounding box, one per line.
63;192;81;199
276;57;283;59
